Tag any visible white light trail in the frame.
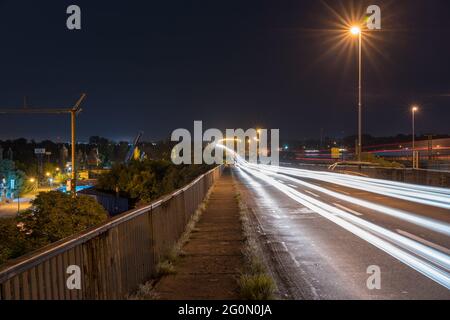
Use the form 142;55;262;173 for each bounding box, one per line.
260;165;450;209
223;143;450;290
249;163;450;236
237;163;450;289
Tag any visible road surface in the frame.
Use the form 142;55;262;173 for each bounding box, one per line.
0;198;32;218
233;161;450;300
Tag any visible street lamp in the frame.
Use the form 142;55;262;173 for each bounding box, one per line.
350;26;361;35
411;106;419;166
350;25;363;162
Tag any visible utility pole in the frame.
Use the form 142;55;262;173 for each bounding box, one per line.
411;106;419;169
350;26;364;162
0;94;86;197
70;108;77;196
358;31;362;162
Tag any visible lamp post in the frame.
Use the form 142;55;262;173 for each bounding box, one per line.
411;106;419;168
350;26;363;162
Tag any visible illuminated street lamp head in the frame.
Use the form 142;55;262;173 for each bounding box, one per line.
350;26;361;35
412;106;419;112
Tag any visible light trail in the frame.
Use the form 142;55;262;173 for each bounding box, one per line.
221;143;450;290
246;162;450;236
256;164;450;210
236;163;450;289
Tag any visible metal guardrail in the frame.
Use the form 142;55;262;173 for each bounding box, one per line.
0;166;223;300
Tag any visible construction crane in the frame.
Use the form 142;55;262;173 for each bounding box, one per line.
125;131;143;164
0;94;86;197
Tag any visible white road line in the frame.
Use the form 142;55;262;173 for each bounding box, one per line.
396;229;450;255
304;190;320;198
328;187;350;195
288;184;298;189
333;203;363;216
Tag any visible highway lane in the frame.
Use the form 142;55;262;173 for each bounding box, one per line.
232;162;450;299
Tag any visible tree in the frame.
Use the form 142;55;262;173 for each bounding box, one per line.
0;218;20;265
17;191;108;244
96;159;213;206
0;159;29;196
0;191;108;266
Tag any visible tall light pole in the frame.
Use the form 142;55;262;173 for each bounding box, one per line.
351;26;363;162
411;106;419;167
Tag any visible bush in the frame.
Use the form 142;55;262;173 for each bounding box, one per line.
0;191;108;266
361;153;404;168
17;191;108;244
96;159;213;206
0;219;19;265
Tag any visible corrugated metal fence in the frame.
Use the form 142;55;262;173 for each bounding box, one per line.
0;166;223;300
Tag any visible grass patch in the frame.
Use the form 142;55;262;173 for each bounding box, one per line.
239;274;276;300
234;186;277;300
127;282;159;300
156;260;177;276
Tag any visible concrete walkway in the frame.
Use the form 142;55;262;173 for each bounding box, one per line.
153;167;244;299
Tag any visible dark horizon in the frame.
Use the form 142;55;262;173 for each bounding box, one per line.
1;0;449;142
2;132;449;147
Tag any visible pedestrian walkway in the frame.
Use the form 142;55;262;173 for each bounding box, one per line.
153;167;244;299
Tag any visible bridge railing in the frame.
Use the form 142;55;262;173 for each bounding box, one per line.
0;165;223;300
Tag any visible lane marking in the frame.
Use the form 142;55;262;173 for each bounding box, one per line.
299;208;315;214
333;203;363;216
304;190;320;198
288;184;298;189
328;187;350;195
396;229;450;255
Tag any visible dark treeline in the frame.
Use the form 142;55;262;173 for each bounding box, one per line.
0;137;177;175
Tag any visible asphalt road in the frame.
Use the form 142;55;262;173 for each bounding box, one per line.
233;163;450;300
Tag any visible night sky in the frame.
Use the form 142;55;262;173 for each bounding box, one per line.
0;0;449;142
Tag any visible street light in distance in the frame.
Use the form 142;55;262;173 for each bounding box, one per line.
411;105;419;169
